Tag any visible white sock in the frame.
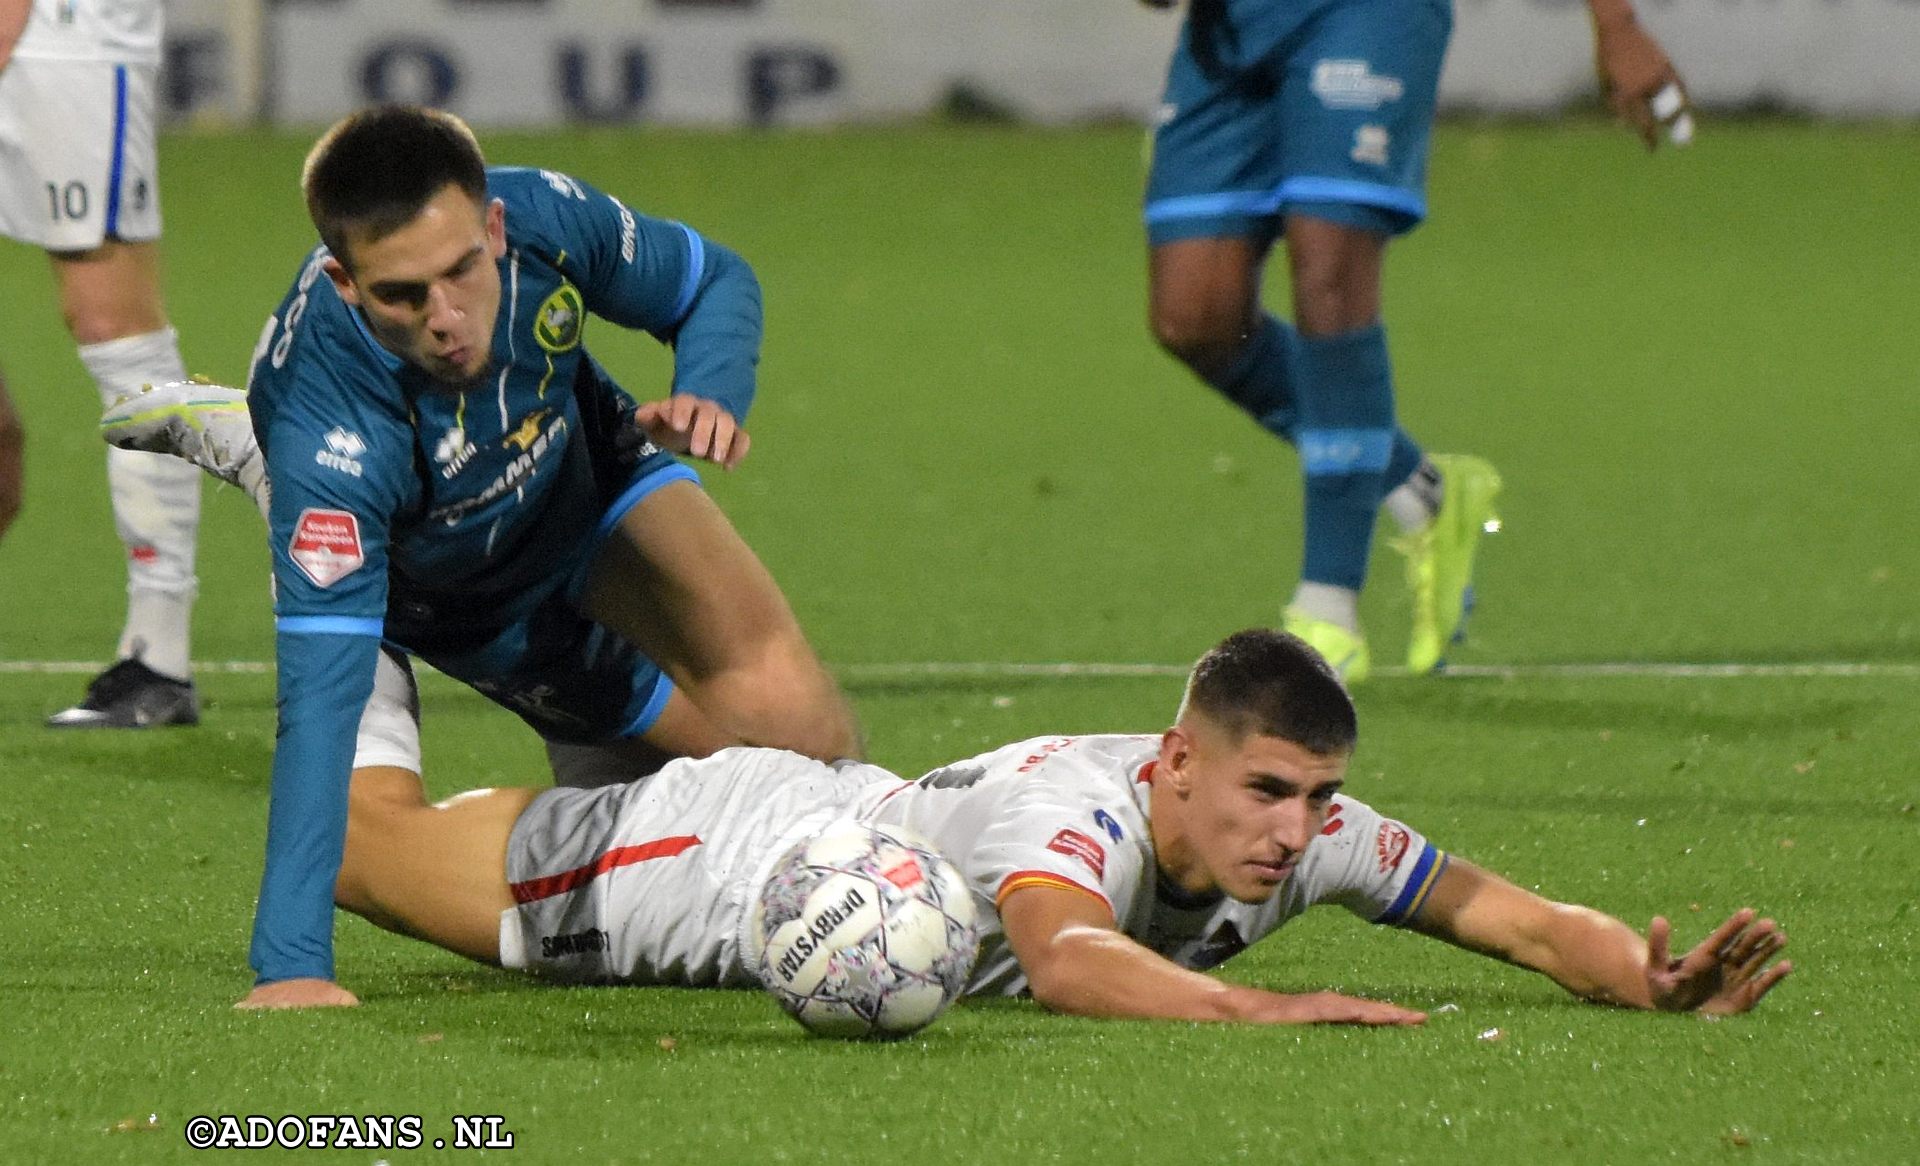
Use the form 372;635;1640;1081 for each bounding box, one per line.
1288;582;1360;632
1384;457;1444;535
81;328;199;681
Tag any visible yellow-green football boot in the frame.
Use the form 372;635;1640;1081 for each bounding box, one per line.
1282;606;1371;685
1395;453;1502;675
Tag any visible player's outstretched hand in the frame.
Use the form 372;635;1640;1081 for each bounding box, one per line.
633;394;751;470
1248;989;1427;1027
235;978;362;1010
1644;909;1791;1015
1593;12;1692;149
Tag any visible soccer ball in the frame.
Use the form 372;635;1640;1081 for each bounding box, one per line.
750;820;981;1039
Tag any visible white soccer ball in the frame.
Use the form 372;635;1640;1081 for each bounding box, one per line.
751;820;981;1039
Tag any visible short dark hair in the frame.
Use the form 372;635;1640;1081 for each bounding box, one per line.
1179;629;1358;756
301;105;487;268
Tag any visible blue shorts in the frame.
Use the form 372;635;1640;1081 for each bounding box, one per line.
407;453;693;745
1144;0;1453;245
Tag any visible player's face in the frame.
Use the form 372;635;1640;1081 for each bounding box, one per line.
327;184;508;386
1155;717;1347;905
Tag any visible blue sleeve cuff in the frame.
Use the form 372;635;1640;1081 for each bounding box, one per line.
1375;846;1449;927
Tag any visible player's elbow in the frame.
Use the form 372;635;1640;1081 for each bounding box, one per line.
1018;929;1149;1019
1017;944;1082;1014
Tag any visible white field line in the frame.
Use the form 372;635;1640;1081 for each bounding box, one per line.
2;659;1917;680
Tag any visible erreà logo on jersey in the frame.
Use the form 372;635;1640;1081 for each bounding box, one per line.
288;508;365;588
315;427;365;477
534;285;584;353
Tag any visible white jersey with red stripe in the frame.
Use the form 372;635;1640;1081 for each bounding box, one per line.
867;734;1450;996
14;0;163;65
499;738;1449;996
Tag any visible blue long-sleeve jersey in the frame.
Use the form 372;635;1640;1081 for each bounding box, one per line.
243;166;762;985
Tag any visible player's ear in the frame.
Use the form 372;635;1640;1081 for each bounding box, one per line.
1159;725;1194;795
322;256;360;306
485;198;507;259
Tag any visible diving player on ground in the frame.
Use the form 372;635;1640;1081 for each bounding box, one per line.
335;629;1791;1023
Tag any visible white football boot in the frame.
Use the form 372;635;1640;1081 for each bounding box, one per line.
101;380;269;510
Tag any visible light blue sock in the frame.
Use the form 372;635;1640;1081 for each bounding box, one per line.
1205;314;1422;473
1291;323;1398;591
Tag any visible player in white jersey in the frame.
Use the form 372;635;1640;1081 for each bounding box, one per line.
1;0;203;726
332;629;1790;1023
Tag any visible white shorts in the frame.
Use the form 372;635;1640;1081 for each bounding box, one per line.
500;749;889;986
0;58;162;249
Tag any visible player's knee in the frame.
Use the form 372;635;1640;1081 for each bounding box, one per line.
709;645;859;761
1288;271;1371;337
1149;299;1249;377
1285;234;1383;336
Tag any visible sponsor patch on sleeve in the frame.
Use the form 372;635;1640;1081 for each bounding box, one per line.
289;508;365;588
1046;828;1107;880
1375;822;1411;874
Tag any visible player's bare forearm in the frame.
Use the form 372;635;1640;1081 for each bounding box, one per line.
1412;860;1789;1013
1024;922;1241;1020
1412;860;1660;1005
1002;886;1423;1025
1032;925;1422;1024
1511;902;1659;1008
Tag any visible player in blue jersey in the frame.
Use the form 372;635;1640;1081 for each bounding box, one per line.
205;106;859;1009
1142;0;1692;682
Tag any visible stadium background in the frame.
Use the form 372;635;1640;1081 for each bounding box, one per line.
1;2;1917;1161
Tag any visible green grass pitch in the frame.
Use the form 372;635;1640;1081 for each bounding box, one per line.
2;120;1917;1162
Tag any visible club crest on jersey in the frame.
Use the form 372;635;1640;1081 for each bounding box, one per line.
534;285;584;353
1376;822;1412;874
1047;829;1107;879
289;508;365;588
